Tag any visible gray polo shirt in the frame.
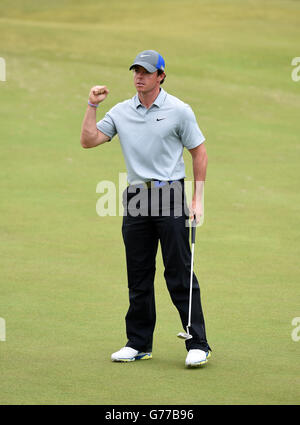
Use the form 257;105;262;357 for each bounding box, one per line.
96;88;205;184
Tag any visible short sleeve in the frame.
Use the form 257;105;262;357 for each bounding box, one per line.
96;111;117;141
179;104;205;149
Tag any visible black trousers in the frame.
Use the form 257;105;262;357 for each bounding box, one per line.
121;181;210;353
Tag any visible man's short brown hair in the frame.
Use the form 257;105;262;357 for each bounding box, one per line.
157;69;166;85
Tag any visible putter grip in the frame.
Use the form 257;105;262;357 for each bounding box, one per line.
191;217;196;243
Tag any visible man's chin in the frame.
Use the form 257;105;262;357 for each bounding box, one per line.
136;85;146;92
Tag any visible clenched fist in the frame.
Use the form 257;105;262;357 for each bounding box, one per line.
88;85;109;106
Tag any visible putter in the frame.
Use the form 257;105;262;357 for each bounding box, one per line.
177;215;197;341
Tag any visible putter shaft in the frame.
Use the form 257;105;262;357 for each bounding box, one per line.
177;217;197;341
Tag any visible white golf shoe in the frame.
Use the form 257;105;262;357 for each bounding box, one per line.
111;347;152;362
185;349;211;368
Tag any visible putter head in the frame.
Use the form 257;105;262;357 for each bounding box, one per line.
177;332;193;340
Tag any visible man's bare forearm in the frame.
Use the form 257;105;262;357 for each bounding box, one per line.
189;143;208;221
81;106;98;147
80;85;110;148
193;146;207;198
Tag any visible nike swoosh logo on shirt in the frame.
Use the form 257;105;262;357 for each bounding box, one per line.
156;118;166;121
140;54;150;57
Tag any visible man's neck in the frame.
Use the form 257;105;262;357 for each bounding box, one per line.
138;87;161;109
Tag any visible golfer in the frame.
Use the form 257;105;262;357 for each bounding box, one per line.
80;50;211;367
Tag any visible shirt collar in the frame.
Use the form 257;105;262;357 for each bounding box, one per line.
133;88;167;109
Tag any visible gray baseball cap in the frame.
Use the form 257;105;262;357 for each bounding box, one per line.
129;50;165;73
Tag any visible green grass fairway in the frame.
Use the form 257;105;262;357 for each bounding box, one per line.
1;0;299;405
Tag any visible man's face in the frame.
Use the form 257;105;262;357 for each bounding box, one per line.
133;65;164;94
